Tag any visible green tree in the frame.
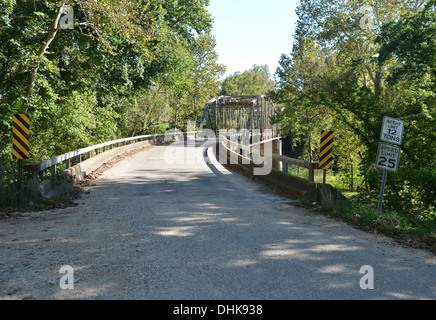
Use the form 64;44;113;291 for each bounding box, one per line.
274;0;432;164
122;34;224;134
188;34;226;125
274;0;435;214
220;65;275;96
0;0;215;158
374;1;436;214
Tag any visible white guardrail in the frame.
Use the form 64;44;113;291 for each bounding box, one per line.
23;130;319;184
220;134;319;181
23;131;198;182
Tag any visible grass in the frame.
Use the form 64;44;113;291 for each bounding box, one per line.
286;165;365;192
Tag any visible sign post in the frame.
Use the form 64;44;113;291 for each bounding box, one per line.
376;169;388;214
376;116;404;214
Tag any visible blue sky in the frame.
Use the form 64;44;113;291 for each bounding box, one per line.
207;0;300;78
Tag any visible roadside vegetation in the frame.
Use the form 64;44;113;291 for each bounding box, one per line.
0;0;224;208
270;0;435;252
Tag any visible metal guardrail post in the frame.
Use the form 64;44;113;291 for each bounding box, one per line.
283;162;288;173
32;171;38;185
221;135;320;182
272;139;282;171
309;168;314;182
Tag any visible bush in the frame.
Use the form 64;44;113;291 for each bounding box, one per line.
385;167;436;218
364;165;436;219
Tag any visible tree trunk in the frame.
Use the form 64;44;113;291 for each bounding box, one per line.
23;3;65;111
0;154;4;193
374;71;383;98
350;163;354;191
308;134;312;162
300;123;314;161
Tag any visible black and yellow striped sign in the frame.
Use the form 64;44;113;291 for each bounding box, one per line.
12;113;30;160
319;130;333;169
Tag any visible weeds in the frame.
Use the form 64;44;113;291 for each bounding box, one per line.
0;178;44;210
0;170;75;212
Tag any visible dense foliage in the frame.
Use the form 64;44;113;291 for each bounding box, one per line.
0;0;224;158
220;65;275;96
272;0;436;217
0;0;225;207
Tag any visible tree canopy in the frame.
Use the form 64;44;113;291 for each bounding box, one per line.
0;0;223;160
220;65;275;96
272;0;436;215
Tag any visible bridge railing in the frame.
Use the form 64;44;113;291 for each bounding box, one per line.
24;131;198;184
220;134;319;181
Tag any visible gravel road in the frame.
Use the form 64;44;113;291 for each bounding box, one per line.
1;140;435;300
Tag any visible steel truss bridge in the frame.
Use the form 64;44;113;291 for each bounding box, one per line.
22;95;327;203
199;95;280;141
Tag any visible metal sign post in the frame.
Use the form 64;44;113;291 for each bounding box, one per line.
377;169;388;214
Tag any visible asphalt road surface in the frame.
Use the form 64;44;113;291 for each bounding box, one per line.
1;140;435;300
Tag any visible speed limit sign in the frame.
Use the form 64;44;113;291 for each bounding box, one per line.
376;142;401;173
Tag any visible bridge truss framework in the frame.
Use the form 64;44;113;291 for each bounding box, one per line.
199;95;280;141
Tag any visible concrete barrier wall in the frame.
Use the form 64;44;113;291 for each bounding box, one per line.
64;139;156;183
220;143;317;202
39;139;158;199
219;142;346;204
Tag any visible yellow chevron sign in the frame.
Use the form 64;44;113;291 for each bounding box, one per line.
12;114;30;160
319;130;333;169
